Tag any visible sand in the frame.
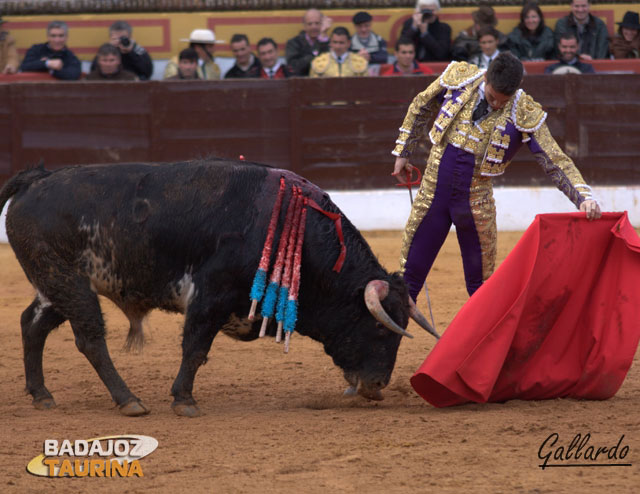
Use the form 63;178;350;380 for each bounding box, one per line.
1;231;638;493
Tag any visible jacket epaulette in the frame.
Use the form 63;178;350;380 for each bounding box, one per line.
440;61;485;90
510;89;547;132
311;53;331;74
349;53;368;74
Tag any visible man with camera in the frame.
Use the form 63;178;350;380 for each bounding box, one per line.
91;20;153;80
400;0;451;62
19;20;81;80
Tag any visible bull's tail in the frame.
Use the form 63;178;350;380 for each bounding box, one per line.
0;161;52;213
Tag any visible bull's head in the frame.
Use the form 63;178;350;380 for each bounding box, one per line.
336;276;439;401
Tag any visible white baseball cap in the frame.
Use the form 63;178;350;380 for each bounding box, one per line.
180;29;224;44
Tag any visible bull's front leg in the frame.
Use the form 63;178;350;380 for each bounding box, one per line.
170;297;223;417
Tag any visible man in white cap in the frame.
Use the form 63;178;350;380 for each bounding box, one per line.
164;28;223;80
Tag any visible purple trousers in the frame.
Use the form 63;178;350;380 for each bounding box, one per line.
404;144;484;299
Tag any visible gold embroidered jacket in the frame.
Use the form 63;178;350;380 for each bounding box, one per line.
310;52;368;78
392;61;593;208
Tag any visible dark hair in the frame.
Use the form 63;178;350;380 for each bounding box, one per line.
559;31;578;43
230;33;249;45
179;47;198;62
109;20;132;35
485;52;523;96
96;43;120;58
257;37;277;51
395;36;415;51
331;26;351;39
477;26;499;41
517;2;546;38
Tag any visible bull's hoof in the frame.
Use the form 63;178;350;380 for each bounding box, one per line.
33;397;56;410
119;400;150;417
171;402;202;418
358;389;384;401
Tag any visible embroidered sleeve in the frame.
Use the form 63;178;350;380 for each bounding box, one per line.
527;122;593;208
392;77;445;157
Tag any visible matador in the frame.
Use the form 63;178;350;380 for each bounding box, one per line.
392;53;601;299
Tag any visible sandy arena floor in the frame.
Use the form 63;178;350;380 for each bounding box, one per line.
1;230;638;493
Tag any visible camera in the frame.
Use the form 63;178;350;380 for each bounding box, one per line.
119;36;131;48
421;9;434;22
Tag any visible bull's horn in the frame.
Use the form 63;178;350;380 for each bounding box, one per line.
364;280;413;339
408;297;440;340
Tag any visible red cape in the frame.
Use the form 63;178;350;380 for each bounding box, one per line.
411;212;640;407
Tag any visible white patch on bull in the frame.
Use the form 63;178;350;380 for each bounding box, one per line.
32;291;52;324
170;273;196;313
78;220;123;297
221;314;255;339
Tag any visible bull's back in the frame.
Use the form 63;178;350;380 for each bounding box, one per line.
6;160;274;308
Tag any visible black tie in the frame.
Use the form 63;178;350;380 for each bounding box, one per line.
472;98;489;122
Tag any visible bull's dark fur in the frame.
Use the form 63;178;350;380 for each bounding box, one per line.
1;159;411;415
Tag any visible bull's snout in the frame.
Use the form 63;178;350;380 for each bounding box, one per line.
343;372;388;401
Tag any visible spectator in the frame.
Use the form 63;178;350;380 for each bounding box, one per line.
285;8;331;76
85;43;137;80
400;0;451;62
452;5;506;62
19;20;81;80
554;0;608;60
164;29;223;80
310;27;368;77
350;11;388;65
90;21;153;81
0;16;19;75
248;38;294;79
469;26;500;69
506;2;555;61
545;32;595;74
609;11;640;59
380;37;434;75
224;34;261;79
164;48;199;80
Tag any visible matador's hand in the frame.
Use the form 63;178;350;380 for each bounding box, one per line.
580;199;601;220
391;157;413;184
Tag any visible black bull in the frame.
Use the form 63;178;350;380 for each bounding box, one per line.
0;160;436;417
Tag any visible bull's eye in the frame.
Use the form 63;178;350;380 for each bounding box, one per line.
375;322;384;329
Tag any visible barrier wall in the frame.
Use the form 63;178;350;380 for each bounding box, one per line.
2;4;638;61
1;74;639;190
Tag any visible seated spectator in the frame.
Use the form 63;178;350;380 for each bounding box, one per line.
85;43;138;80
350;11;388;65
380;37;433;75
545;32;595;74
452;5;506;62
469;26;500;69
609;11;640;59
400;0;451;61
164;29;223;80
1;16;19;74
554;0;608;60
224;34;261;78
165;48;200;80
19;20;81;80
310;27;368;78
248;38;294;78
506;2;555;61
90;21;153;81
285;8;331;76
